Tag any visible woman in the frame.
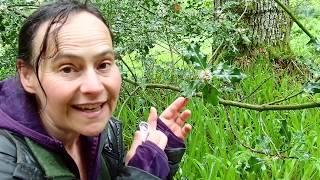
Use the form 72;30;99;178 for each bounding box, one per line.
0;0;192;180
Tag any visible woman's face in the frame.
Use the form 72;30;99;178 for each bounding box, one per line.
26;12;121;137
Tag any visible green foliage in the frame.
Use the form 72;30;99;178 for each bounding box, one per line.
313;39;320;52
0;0;39;78
171;61;320;179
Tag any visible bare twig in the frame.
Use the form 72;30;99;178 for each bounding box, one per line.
208;41;225;64
268;77;320;105
268;91;304;105
118;55;138;82
117;86;140;119
123;78;183;93
240;76;273;102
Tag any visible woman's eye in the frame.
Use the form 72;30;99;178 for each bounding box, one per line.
60;66;75;74
98;62;111;70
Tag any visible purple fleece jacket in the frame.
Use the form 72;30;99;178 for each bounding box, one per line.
0;77;184;179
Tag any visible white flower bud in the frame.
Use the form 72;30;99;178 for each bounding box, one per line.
199;69;212;82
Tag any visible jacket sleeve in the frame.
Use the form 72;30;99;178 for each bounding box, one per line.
156;119;186;179
127;140;170;179
103;118;163;179
104;118;180;180
121;119;186;180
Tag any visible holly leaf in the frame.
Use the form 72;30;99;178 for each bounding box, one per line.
180;80;201;98
303;82;320;94
202;84;219;106
211;63;246;83
182;43;208;69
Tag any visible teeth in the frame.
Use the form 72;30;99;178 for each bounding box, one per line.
76;103;102;110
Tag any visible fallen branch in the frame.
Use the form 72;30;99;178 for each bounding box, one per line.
123;78;320;111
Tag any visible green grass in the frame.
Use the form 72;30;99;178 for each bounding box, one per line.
116;58;320;179
290;0;320;63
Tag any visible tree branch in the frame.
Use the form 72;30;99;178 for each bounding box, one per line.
118;55;138;82
219;99;320;111
123;78;320;111
273;0;317;42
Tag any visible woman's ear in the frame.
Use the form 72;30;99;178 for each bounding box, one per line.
17;60;37;94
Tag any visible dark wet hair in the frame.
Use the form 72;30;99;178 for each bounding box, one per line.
17;0;111;77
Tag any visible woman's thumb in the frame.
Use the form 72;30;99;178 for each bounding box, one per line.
147;107;158;129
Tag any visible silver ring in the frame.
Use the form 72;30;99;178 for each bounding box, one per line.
139;122;149;142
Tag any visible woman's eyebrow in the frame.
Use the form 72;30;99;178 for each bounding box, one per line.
94;49;115;58
54;53;83;61
53;49;115;61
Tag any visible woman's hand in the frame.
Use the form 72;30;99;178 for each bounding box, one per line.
125;107;168;164
159;97;192;140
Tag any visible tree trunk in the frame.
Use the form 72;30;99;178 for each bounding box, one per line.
214;0;292;51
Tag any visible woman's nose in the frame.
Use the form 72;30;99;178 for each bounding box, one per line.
80;70;104;94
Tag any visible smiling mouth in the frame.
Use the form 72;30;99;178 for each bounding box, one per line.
72;102;105;112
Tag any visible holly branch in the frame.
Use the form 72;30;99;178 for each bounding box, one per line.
123;78;320;111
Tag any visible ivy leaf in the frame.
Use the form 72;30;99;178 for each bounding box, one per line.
202;84;219;106
303;82;320;94
182;43;208;69
211;63;246;83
